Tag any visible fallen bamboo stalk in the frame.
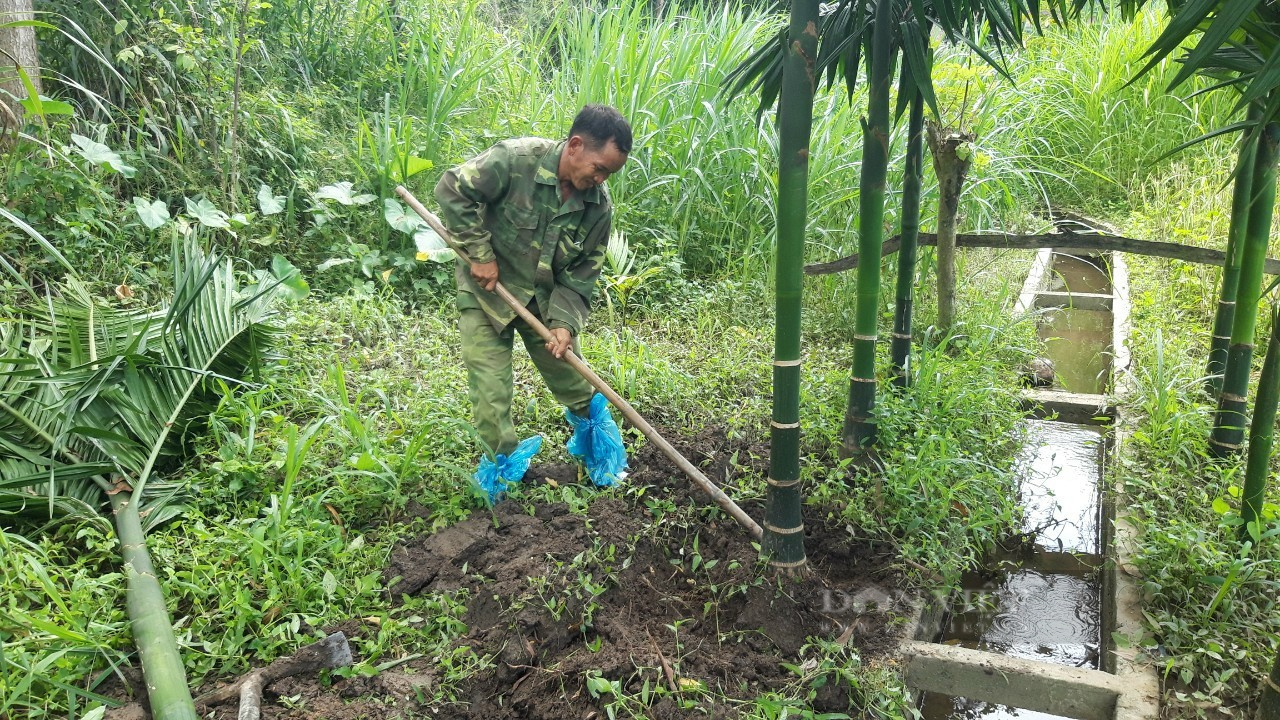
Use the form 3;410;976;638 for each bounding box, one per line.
196;631;352;719
803;231;1280;276
395;185;764;542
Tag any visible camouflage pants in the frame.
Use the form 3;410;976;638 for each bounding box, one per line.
459;308;594;457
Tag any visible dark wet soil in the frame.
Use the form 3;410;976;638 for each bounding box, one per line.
128;428;916;720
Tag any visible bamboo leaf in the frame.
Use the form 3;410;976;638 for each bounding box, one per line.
1168;0;1265;91
900;22;939;119
1134;0;1223;81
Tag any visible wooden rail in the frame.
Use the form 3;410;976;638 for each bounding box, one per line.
804;231;1280;276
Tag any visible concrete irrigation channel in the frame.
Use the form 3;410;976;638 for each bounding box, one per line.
900;242;1160;720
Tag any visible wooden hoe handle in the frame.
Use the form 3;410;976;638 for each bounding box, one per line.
395;185;763;541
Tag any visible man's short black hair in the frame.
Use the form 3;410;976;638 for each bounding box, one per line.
569;104;632;155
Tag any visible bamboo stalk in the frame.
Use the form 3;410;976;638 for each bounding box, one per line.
1208;112;1259;396
761;0;819;572
891;92;925;389
110;491;198;720
395;185;763;541
1213;122;1280;457
841;0;896;456
1241;305;1280;542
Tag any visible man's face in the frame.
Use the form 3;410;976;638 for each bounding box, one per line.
561;136;628;192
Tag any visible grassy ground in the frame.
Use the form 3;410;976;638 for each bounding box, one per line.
4;253;1041;718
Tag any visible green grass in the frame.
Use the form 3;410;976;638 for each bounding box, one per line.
1;261;1036;717
1113;253;1280;717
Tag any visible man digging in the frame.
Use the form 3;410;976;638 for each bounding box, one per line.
434;104;632;501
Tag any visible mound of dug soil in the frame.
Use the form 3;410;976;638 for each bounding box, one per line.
197;430;919;719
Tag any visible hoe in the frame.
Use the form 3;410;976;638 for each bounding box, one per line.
396;185;763;541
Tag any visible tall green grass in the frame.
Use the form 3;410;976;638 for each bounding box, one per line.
981;8;1238;213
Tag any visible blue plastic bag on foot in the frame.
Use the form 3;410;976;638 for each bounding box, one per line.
473;435;543;504
566;393;628;487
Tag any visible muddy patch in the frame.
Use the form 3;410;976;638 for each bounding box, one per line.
196;428;916;720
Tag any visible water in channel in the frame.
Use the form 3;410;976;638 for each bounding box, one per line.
921;421;1105;719
1038;255;1113;395
921;251;1113;719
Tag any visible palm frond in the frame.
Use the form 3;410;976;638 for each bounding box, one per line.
0;240;279;524
721;0;1086;118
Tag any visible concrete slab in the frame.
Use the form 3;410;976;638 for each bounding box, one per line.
1016;248;1056;315
902;641;1121;720
1020;388;1115;424
1035;291;1114;312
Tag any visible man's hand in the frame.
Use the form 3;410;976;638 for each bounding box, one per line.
471;261;499;292
546;328;573;359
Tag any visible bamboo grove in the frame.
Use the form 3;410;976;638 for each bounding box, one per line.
727;0;1280;583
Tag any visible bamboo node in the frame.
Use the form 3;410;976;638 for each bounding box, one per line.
1221;392;1248;402
852;376;877;384
890;332;911;340
773;358;802;367
770;420;800;429
767;476;803;488
853;333;878;342
765;522;805;535
769;557;808;569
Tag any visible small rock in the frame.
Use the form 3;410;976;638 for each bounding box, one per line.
1023;357;1055;387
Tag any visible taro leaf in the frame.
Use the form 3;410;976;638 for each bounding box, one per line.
317;258;354;272
314;181;376;206
270;254;309;300
132;197;170;230
70;133;136;177
184;197;230;229
414;227;454;263
257;184;286;215
391;154;434;182
383;198;426;234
